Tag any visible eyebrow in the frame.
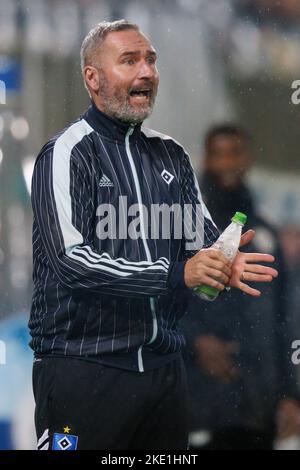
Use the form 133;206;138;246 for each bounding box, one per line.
119;50;157;58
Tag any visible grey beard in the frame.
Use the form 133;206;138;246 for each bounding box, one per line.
108;102;154;124
98;70;156;124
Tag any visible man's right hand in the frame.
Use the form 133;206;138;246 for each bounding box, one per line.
194;335;239;383
184;249;232;290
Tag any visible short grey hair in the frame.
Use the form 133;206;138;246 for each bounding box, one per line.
80;19;140;73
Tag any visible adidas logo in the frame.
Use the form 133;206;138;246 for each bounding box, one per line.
99;174;114;187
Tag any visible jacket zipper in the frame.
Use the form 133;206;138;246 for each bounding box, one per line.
125;126;158;373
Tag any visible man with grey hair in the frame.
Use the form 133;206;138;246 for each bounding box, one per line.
80;20;157;123
30;19;277;450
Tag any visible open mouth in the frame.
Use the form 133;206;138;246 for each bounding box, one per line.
129;89;152;98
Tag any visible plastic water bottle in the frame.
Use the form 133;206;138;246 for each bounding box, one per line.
195;212;247;301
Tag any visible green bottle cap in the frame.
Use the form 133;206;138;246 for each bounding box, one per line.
232;212;247;226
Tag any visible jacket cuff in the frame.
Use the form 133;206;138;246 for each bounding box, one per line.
168;261;187;290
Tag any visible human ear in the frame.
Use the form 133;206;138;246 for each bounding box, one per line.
84;66;100;94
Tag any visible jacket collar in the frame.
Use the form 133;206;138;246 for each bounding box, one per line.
82;100;142;142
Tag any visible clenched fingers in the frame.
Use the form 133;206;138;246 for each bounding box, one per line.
201;275;226;292
206;259;232;278
205;249;232;267
205;267;230;286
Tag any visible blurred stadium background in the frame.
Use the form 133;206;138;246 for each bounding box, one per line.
1;0;300;450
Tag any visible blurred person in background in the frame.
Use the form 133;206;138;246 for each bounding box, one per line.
182;125;300;450
280;227;300;359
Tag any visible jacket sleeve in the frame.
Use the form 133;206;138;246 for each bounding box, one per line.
180;148;220;259
31;142;182;298
164;148;221;294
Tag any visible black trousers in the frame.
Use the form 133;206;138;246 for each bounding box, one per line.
33;355;189;450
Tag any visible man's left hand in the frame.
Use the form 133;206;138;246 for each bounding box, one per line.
229;229;278;296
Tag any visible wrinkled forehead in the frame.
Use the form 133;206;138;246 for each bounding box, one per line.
102;29;156;58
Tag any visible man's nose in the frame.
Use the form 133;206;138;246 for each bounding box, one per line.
137;59;155;79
